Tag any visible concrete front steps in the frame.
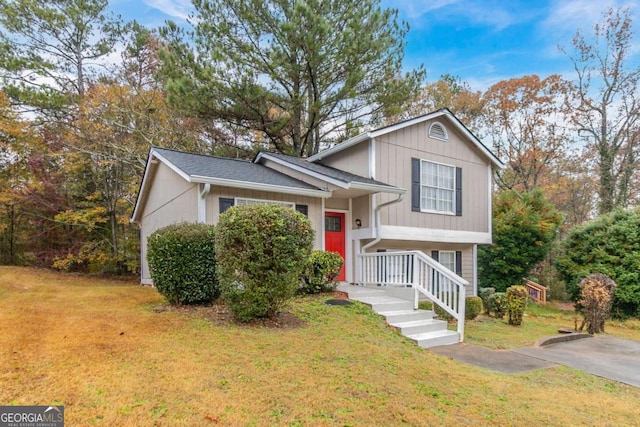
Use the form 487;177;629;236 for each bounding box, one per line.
337;284;460;349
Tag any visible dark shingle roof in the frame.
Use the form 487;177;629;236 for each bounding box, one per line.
263;152;396;188
153;147;322;191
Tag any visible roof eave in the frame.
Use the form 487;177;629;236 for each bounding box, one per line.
349;182;406;195
130;149;161;224
307;109;505;169
307;132;371;162
255;152;349;188
190;175;331;198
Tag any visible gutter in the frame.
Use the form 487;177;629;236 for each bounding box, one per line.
361;192;405;253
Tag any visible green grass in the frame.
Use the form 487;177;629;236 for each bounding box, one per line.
1;266;640;426
464;301;640;349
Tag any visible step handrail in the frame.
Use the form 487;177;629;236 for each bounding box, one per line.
357;250;468;341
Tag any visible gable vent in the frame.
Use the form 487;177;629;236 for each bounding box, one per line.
429;122;448;141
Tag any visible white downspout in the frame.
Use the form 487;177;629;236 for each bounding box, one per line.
361;193;404;253
198;183;211;223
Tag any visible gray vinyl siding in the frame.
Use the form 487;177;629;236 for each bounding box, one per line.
325;198;349;210
139;162;198;284
318;141;370;177
374;119;490;233
352;195;371;229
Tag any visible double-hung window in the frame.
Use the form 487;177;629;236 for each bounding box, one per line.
421;160;456;214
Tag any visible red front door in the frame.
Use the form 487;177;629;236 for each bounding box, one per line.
324;212;346;281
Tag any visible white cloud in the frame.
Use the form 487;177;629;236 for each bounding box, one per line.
143;0;193;21
388;0;523;31
541;0;639;39
388;0;461;19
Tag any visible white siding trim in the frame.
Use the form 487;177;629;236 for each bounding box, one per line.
307;110;504;168
321;198;326;250
369;138;376;178
153;151;191;182
473;244;478;296
379;225;492;244
348;198;353;282
487;164;493;242
351;226;491;244
370;194;376;232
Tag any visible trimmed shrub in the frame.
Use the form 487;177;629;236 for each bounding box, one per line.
478;287;495;314
506;285;528;326
299;250;344;294
577;273;617;334
147;222;218;305
465;296;483;320
556;208;640;318
215;204;314;322
488;292;507;318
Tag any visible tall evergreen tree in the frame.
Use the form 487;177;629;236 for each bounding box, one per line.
161;0;425;156
0;0;123;114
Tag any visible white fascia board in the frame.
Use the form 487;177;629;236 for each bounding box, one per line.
151;150;192;182
369;110;504;169
349;182;406;195
255;152;349;188
368;110;447;139
352;227;375;240
308;110;504;169
130;153;163;223
307;133;371;162
379;225;492;244
190;175;331;198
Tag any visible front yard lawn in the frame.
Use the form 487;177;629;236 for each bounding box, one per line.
1;266;639;426
464;301;640;349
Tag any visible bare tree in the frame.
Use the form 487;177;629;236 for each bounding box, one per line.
564;7;640;213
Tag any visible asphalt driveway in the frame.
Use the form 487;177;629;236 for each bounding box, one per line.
431;335;640;387
513;335;640;387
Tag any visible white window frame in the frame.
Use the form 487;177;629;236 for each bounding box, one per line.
234;197;295;209
437;251;456;272
420;160;456;215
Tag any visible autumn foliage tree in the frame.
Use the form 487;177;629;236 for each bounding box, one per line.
482;74;572;192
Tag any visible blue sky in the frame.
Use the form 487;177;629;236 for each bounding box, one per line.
108;0;640;90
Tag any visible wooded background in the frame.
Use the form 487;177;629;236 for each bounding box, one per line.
0;1;637;282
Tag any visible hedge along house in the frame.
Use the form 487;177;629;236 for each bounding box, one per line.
132;109;503;330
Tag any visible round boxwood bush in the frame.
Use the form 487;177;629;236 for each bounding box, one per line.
488;292;507;318
465;296;483;320
215;204;314;322
299;250;344;294
147;222;218;305
478;287;495;315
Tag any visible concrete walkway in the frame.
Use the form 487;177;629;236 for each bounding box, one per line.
430;335;640;387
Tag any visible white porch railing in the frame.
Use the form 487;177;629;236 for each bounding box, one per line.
358;250;469;341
